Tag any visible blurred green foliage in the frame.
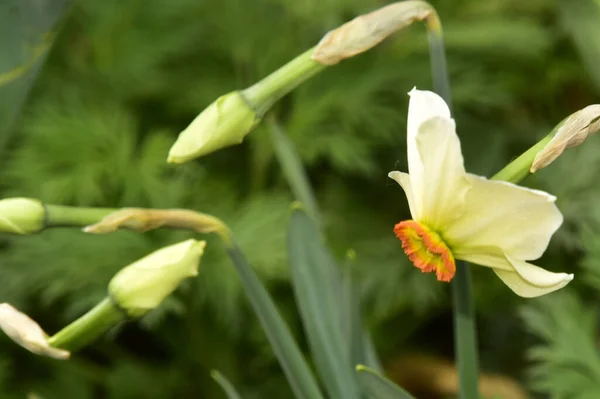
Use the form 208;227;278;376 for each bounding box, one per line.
0;0;600;397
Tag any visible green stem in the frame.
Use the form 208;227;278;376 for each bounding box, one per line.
427;24;480;399
48;298;125;351
242;47;326;115
426;15;452;111
44;204;116;228
451;262;479;399
491;132;554;183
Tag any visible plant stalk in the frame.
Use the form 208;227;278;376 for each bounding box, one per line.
48;298;125;351
427;22;480;399
492;132;554;183
44;204;116;228
242;48;326;115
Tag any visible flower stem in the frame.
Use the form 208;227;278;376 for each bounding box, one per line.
242;48;326;116
48;298;125;351
428;21;480;399
451;262;479;399
44;204;116;228
491;132;554;183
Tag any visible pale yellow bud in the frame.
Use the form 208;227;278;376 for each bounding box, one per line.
109;239;206;317
0;198;45;235
167;91;259;163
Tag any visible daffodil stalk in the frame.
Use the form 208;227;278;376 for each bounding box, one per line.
425;19;479;397
51;239;206;350
0;239;206;357
0;201;231;241
493;104;600;183
167;1;446;163
47;298;124;351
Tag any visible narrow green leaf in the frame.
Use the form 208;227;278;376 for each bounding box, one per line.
225;242;324;399
211;370;242;399
341;266;365;369
362;332;383;373
0;0;73;153
355;365;415;399
341;260;382;373
288;209;359;399
268;119;320;224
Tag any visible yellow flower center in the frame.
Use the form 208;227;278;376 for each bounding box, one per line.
394;220;456;282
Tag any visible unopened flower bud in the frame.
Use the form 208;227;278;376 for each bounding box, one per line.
109;239;206;317
0;198;45;235
0;303;70;359
168;91;259;163
531;105;600;173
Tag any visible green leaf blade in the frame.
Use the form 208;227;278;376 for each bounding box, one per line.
226;242;324;399
288;209;360;399
211;370;242;399
0;0;74;153
355;365;415;399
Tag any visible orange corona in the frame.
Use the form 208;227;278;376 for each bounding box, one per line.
394;220;456;282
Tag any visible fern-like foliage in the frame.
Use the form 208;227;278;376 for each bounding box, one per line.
521;292;600;397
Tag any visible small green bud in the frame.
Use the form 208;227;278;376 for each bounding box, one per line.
109;239;206;317
168;91;259;163
0;198;45;234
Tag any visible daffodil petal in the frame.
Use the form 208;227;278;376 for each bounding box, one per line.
452;245;513;271
493;255;573;298
388;171;417;217
413;116;470;229
452;247;572;297
444;175;563;260
406;89;453;221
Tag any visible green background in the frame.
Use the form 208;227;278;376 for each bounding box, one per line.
1;0;599;397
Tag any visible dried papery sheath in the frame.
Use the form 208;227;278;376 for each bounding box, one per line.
0;303;70;359
312;1;436;65
83;208;230;241
531;105;600;172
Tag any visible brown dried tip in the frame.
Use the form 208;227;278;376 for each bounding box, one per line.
531;105;600;173
312;1;436;65
83;208;230;239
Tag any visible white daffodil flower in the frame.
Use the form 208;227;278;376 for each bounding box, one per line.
389;88;573;297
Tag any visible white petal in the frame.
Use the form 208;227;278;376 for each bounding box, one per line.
388;171;417;218
407;88;451;148
445;175;563;260
452;245;514;271
493;255;573;298
0;303;70;359
406;89;453;221
413;116;470;229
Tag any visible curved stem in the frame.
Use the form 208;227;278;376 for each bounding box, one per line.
492;132;554;183
242;48;325;116
48;298;125;351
